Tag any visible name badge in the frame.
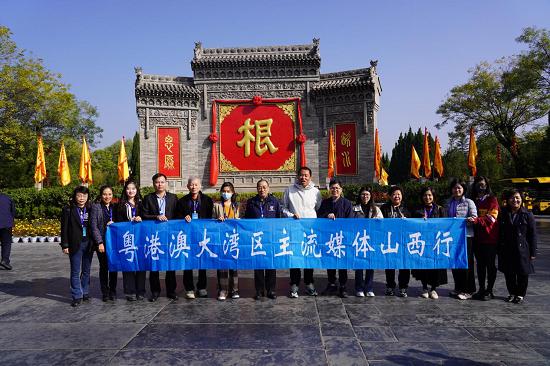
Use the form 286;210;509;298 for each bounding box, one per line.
82;227;87;237
192;212;199;220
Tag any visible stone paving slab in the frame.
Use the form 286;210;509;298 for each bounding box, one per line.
0;221;548;365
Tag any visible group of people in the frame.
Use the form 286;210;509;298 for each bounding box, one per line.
60;167;538;307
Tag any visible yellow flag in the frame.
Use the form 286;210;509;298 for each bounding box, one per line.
57;142;71;186
34;135;47;183
468;127;478;176
434;136;444;177
410;145;421;179
380;167;389;186
327;128;336;178
422;128;432;178
374;129;381;180
79;136;93;184
118;137;130;183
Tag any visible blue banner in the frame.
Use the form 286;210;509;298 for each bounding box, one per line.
105;218;467;271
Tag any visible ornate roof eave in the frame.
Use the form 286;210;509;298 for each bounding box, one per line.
312;63;380;95
134;69;200;99
191;57;321;70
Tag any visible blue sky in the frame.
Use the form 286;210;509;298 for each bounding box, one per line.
1;0;548;154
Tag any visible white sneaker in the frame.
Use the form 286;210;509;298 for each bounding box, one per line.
355;291;365;297
457;293;471;300
185;291;195;299
217;290;226;301
231;290;240;299
421;290;429;299
366;291;375;297
290;284;299;298
429;290;439;299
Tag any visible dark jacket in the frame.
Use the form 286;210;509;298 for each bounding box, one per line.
244;194;282;219
115;201;143;222
412;204;446;219
90;203;114;246
176;192;214;219
497;206;537;275
380;203;411;218
0;193;15;229
142;192;178;220
317;197;353;218
60;204;92;253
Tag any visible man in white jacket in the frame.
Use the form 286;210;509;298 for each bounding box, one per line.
282;166;322;298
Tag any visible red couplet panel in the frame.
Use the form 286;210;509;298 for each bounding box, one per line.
157;127;181;178
335;122;358;176
219;103;296;171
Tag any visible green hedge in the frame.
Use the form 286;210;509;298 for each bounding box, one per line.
3;180;498;220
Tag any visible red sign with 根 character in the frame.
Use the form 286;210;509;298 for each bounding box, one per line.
157;127;181;178
217;99;298;172
335;122;358;175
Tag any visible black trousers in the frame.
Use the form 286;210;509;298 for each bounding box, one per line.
474;244;497;292
96;250;118;296
385;269;410;289
504;272;529;297
452;238;476;294
289;268;314;286
0;227;11;263
183;269;207;291
254;269;276;293
149;270;176;296
123;271;146;297
327;269;348;287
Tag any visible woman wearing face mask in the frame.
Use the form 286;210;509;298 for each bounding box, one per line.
352;186;382;297
60;185;92;307
445;179;477;300
115;180;145;302
380;186;411;297
468;176;499;301
213;182;240;301
90;185;118;302
412;187;448;299
498;189;537;304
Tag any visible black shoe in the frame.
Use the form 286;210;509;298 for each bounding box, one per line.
82;295;91;303
149;293;159;302
167;293;179;301
71;299;82;307
267;291;277;300
126;295;137;302
0;260;12;270
505;295;515;302
339;287;348;298
254;291;263;300
512;296;524;304
481;291;493;301
102;295;109;302
136;295;145;301
322;283;338;296
109;295;116;302
385;287;395;296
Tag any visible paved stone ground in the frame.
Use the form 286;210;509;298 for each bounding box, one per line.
0;221;549;366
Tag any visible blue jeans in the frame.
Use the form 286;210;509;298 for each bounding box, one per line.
69;239;93;300
355;269;374;292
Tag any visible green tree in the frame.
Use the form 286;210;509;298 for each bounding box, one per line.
437;28;550;175
388;127;434;184
92;138;133;187
0;25;103;188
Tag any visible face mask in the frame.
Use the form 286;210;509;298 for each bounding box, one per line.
221;192;233;201
477;187;486;194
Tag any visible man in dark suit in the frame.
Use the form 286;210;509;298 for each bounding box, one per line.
142;173;179;301
176;176;213;299
0;193;15;270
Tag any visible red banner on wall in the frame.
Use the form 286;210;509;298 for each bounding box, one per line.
157;127;181;178
218;101;297;172
335;122;358;176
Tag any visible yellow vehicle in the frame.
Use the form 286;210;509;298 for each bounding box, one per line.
500;177;550;214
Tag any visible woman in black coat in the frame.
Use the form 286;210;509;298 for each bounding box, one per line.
498;189;537;304
411;186;448;299
60;185;92;307
90;185;118;302
115;180;145;302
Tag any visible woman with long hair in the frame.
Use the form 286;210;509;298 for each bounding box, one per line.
352;186;382;297
115;180;145;301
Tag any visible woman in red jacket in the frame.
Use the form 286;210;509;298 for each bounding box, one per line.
469;176;499;301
